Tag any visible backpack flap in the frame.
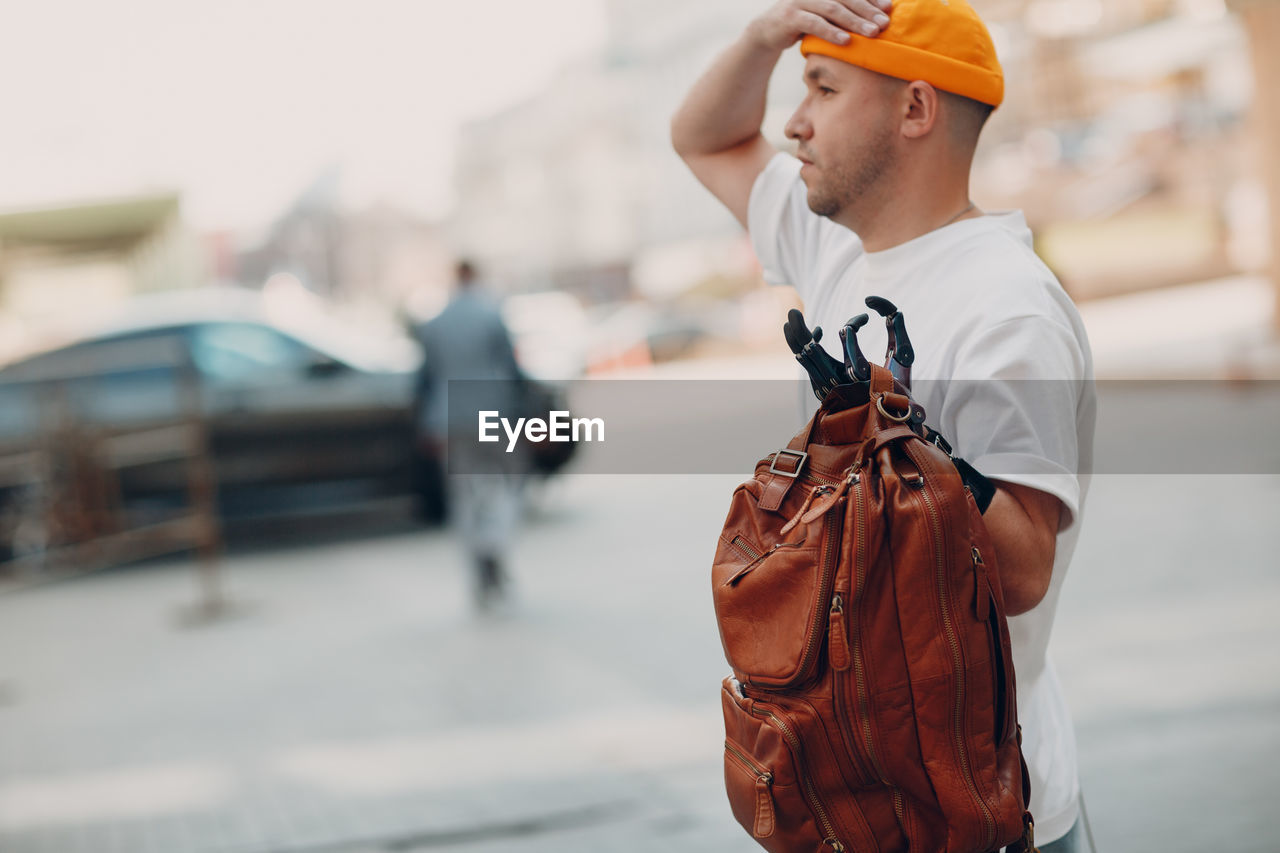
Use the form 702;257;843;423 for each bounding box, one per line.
713;479;848;689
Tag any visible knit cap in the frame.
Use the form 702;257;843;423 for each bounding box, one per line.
800;0;1004;107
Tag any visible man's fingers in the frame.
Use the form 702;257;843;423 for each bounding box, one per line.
795;9;853;43
845;0;892;13
756;0;891;48
811;0;874;35
812;0;889;37
840;0;892;30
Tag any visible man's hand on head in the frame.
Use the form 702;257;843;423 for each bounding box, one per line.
671;0;893;227
747;0;892;53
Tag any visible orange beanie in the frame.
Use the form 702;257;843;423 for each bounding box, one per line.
800;0;1004;107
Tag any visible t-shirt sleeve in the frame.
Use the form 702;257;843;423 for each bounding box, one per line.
747;152;821;301
937;314;1088;532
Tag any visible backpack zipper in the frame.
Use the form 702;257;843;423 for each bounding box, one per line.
831;471;881;785
722;540;807;587
893;788;917;842
904;444;997;850
750;704;845;852
832;613;876;786
846;470;886;781
724;739;772;784
729;535;762;562
725;739;776;839
792;497;846;685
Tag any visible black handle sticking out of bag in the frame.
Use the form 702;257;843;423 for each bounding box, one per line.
838;314;872;383
784;309;847;401
782;302;997;514
865;295;915;389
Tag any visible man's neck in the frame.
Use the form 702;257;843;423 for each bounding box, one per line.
836;180;979;253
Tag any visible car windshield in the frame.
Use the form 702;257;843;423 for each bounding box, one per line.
190;322;316;381
272;314;418;373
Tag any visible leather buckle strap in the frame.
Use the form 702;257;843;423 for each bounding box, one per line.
759;416;818;513
759;448;809;512
767;449;809;479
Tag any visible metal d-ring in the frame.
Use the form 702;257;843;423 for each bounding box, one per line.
876;393;913;423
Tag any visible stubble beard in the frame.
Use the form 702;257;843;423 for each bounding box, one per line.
803;128;896;222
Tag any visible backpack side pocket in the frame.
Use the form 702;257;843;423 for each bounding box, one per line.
720;678;832;852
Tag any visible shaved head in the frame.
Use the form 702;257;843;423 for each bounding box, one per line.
938;89;995;155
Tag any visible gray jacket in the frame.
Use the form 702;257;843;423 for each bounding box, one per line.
413;290;523;440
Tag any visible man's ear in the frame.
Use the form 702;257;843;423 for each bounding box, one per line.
901;80;939;139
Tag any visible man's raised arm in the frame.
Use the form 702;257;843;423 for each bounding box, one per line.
670;0;890;228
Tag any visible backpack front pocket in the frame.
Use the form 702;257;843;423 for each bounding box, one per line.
721;679;831;852
725;736;777;839
713;493;846;689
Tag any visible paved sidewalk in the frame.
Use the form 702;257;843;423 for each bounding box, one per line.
2;471;1278;852
0;476;750;853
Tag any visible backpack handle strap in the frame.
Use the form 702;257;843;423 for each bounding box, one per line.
849;424;919;473
868;362;894;394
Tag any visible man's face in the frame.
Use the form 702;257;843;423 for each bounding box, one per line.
785;56;900;222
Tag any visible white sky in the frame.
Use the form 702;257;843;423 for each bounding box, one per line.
0;0;608;230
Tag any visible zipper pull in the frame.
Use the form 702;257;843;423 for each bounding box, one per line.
828;594;851;671
781;484;825;536
972;546;990;622
800;472;857;525
723;543;782;587
753;771;776;838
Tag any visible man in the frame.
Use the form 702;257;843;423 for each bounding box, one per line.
413;261;527;611
672;0;1094;849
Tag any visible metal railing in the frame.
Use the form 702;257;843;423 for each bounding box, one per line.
0;336;223;609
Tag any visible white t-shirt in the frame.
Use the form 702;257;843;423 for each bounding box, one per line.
749;152;1095;843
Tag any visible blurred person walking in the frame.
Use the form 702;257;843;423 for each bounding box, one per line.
672;1;1094;849
413;261;527;611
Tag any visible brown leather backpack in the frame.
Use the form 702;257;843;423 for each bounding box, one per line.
712;366;1036;853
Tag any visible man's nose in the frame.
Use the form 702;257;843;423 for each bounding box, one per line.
784;105;811;141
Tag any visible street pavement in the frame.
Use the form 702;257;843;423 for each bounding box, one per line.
2;273;1279;853
1;468;1277;853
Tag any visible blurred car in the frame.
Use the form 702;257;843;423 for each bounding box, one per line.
586;301;710;367
501;291;590;380
0;289;444;530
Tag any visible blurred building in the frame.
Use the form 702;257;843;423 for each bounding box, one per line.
453;0;1271;308
452;0;772;302
0;192;205;363
235;167;454;314
974;0;1256;300
1227;0;1280;330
